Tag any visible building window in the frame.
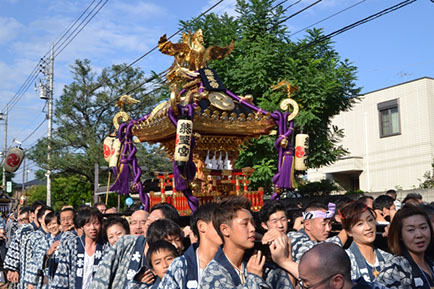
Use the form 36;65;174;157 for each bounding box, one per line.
378;99;401;138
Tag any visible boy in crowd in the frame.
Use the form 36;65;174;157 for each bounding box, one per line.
23;206;53;289
288;202;347;263
373;195;396;223
159;202;221;289
4;200;45;288
51;207;109;289
201;196;292;289
128;241;179;289
89;209;181;289
144;203;180;237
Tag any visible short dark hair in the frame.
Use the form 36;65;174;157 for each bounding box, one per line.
386;189;397;198
305;201;327;212
44;212;60;225
373;195;395;211
146;240;179;270
19;206;31;216
94;202;106;208
358;195;374;204
104;217;130;236
339;201;376;232
146;219;182;246
151;203;180;224
76;207;103;228
190;202;218;242
37;206;53;222
388;205;433;257
418;203;434;218
258;200;287;223
31;201;46;213
403;193;423;205
60;207;76;217
213;196;251;244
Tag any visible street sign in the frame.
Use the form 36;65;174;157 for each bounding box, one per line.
125;197;134;206
6;181;12;193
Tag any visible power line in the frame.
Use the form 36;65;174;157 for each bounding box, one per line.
54;0;109;58
21;119;47;144
87;0;225;95
4;0;105;113
274;0;322;28
293;0;417;53
288;0;367;37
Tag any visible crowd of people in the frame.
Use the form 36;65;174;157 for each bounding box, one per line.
0;190;432;289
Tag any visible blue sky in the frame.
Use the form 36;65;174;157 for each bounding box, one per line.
0;0;433;183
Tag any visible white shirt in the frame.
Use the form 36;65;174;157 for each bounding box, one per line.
83;252;95;289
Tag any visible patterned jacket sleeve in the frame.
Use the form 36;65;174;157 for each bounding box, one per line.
345;249;360;281
3;226;25;271
88;244;118;289
375;256;412;289
157;256;186;289
264;265;294;289
200;260;271;289
24;237;48;285
51;238;72;289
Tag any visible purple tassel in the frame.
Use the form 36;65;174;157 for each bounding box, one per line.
184;188;199;212
277;150;294;189
110;160;131;195
270;192;281;200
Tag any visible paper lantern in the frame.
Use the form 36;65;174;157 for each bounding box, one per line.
294;134;309;171
4;147;25;173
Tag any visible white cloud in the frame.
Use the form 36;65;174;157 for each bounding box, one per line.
111;1;167;18
0;17;23;44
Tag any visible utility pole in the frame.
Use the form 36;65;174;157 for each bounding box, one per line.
94;164;99;204
46;43;54;207
21;158;25;196
2;104;7;189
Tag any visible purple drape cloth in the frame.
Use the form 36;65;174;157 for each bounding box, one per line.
270;111;295;200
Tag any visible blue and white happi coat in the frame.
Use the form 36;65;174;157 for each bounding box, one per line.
23;228;49;289
46;230;77;281
89;235;148;289
200;246;293;289
287;228;342;263
157;242;200;289
346;241;393;283
4;222;38;289
375;250;434;289
51;234;109;289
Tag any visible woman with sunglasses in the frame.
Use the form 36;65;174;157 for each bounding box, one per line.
376;205;434;289
339;201;393;283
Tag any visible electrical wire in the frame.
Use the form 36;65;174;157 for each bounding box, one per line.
21;119;47;144
288;0;366;37
4;0;105;113
273;0;322;29
87;0;225;95
54;0;109;58
293;0;417;53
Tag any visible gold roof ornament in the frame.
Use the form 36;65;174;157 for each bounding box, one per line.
158;29;234;85
271;80;299;121
113;95;140;130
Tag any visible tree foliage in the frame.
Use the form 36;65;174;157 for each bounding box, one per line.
418;160;434;189
181;0;360;192
28;59;172;200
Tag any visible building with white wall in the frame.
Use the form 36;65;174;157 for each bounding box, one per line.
308;77;434;193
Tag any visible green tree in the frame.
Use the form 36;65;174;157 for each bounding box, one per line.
26;175;91;211
29;60;172;195
418;160;434;189
181;0;360;192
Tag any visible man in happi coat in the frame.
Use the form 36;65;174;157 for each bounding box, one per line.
51;207;109;289
288;202;348;263
23;206;53;289
4;201;45;289
158;203;220;289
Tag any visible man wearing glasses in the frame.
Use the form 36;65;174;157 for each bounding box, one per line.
298;243;386;289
